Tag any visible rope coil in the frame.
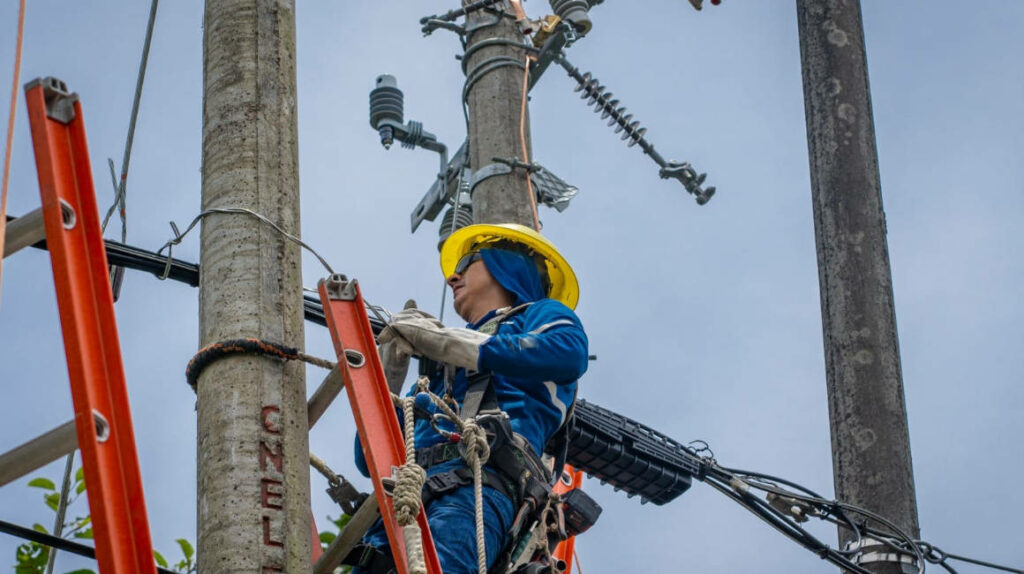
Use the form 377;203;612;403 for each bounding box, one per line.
185;338;335;389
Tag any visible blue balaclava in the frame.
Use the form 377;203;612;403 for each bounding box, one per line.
478;248;546;306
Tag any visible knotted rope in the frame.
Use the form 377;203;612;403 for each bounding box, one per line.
405;376;492;574
392;393;428;574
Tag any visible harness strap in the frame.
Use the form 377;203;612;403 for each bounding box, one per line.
420;466;515;507
415;442;462;468
461;370;499;420
341;543;397;574
460;303;532;421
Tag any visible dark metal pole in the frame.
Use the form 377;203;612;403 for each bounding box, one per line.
795;2;920;571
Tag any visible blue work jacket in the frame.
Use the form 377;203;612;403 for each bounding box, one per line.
356;298;588;476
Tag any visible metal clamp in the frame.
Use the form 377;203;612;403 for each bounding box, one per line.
847;536;919;574
326;477;369;516
468;162;513;196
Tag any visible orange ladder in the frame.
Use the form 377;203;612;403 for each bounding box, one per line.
318;274;443;574
17;76;157;574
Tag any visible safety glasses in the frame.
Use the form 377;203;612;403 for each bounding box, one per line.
453;251;483;275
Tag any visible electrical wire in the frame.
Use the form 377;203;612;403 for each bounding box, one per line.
45;452;75;574
101;0;159;242
686;450;1024;574
0;518;177;574
438;167;467;323
0;0;27;310
155;207;335;278
520;54;540;230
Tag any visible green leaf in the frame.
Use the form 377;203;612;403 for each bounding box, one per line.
27;477;56;491
44;492;60;511
176;538;195;560
331;513;352;530
73;527;93;539
154;550;169;568
65;569;97;574
319;531;336;545
76;480;88;495
31;523;49;534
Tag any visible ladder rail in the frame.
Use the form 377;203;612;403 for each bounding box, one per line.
318;274;443;574
24;76;157;574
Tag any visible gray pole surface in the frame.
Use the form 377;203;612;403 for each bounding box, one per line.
199;1;310;572
464;2;537;227
796;0;920;568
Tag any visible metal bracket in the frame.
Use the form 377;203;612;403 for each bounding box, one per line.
659;161;716;205
530;163;579;212
847;536;919;574
411;140;468;232
468;162;514;196
323;274;358;301
529;24;571;90
326;478;369;516
24;77;78;124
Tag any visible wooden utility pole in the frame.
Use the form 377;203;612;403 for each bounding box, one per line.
199;1;310;573
463;2;537;227
796;1;920;570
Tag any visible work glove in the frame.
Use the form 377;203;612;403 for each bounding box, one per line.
378;309;491;372
378;299;418;394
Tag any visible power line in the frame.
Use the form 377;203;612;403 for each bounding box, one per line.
3;214;387;334
0;518;177;574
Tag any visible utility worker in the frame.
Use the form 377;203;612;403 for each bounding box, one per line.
347;223;588;574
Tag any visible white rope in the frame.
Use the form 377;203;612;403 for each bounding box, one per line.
401;376;492;574
392;393;428;574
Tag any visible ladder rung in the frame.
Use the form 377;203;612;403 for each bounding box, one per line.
3;208;46;258
0;418;77;488
307;366;344;429
4;202;75;258
313;496;380;574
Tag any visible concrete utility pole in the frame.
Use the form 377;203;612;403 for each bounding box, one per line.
199;1;310;573
463;2;538;227
796;1;920;570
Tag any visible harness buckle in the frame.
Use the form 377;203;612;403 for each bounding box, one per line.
424;471;465;497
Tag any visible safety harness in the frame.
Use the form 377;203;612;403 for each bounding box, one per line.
343;304;583;574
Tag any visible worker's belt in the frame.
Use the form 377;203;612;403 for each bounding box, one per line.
415;441;517;506
415;442;462;468
420;465;515;507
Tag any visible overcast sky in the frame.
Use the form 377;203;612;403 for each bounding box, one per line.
1;1;1022;572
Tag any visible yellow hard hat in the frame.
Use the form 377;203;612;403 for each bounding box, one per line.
440;223;579;310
